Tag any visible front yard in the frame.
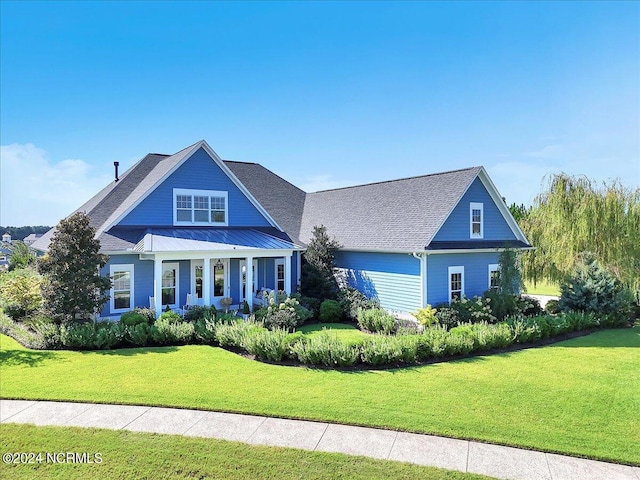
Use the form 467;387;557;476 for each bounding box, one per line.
1;424;491;480
1;327;638;465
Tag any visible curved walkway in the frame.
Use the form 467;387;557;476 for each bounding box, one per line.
2;399;638;480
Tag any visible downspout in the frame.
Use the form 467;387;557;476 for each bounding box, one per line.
412;252;429;308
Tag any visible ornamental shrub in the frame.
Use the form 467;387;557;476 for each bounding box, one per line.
263;308;298;331
450;297;496;324
0;314;48;349
60;322;96;349
133;307;156;324
444;329;475;355
337;287;379;321
319;299;343;323
357;307;395;334
545;299;560;314
26;315;60;349
413;305;438;327
158;310;183;323
360;336;404;366
418;326;450;359
183;305;217;322
242;327;290;362
125;322;152;346
559;252;633;321
433;306;460;327
290;331;360;367
214;320;261;348
93;322;125;349
262;293;312;330
151;317;194;345
471;322;512;350
0;268;43;319
193;318;217;344
120;311;147;326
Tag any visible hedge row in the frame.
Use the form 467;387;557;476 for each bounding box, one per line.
1;310;616;367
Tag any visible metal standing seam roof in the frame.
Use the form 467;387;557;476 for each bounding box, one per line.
133;228;302;253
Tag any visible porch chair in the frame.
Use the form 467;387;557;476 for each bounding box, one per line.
182;293;194;316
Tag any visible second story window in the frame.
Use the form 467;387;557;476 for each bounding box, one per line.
470;202;483;238
174;189;228;226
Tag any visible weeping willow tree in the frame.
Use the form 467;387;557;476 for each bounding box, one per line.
521;173;640;298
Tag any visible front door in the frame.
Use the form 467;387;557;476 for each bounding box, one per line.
162;262;179;309
212;258;229;308
239;259;258;303
190;260;204;306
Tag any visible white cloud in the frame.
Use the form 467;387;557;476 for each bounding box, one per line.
0;143;113;226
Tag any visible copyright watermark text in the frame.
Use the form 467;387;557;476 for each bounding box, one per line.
2;452;102;464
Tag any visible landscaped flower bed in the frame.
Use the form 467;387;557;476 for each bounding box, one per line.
0;306;625;368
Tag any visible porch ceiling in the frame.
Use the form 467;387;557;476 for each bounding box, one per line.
133;228;302;253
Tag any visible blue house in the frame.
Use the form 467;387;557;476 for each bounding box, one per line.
33;140;531;318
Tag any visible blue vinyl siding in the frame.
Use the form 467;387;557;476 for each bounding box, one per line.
433;177;516;242
229;259;240;303
119;147;272;227
100;254;155;317
426;252;501;306
177;260;190;308
335;251;422;313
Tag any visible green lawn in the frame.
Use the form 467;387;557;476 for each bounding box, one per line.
297;322;371;343
0;424;491;480
524;279;560;296
1;328;639;465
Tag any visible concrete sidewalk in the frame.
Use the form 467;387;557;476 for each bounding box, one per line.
1;399;638;480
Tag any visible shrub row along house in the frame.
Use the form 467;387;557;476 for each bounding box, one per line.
32;140;532;318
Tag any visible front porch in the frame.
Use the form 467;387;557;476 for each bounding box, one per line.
149;253;298;314
103;228;303;318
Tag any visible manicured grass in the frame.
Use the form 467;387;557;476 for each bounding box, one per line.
1;328;639;465
297;322;371;343
0;424;491;480
525;279;560;296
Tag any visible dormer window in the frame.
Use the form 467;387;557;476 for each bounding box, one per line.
174;189;228;226
470;202;483;238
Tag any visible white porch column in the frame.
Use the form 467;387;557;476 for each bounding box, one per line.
245;255;254;310
203;257;211;306
153;257;163;317
284;253;292;295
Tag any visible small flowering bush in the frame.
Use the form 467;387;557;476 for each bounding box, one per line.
259;293;312;331
448;296;496;325
256;292;313;330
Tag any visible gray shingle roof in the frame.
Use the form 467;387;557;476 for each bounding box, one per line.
299;167;482;251
224;161;307;245
31;140;522;254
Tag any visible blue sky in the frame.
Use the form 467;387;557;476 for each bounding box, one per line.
1;1;638;226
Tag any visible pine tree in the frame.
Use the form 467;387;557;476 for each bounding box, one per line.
38;212;111;323
300;225;341;301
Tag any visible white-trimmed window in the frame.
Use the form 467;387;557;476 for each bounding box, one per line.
162;262;179;307
275;259;285;292
110;264;134;313
488;264;500;290
448;266;464;303
470;202;483;238
173;188;228;226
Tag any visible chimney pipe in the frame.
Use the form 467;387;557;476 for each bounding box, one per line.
114;161;120;182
